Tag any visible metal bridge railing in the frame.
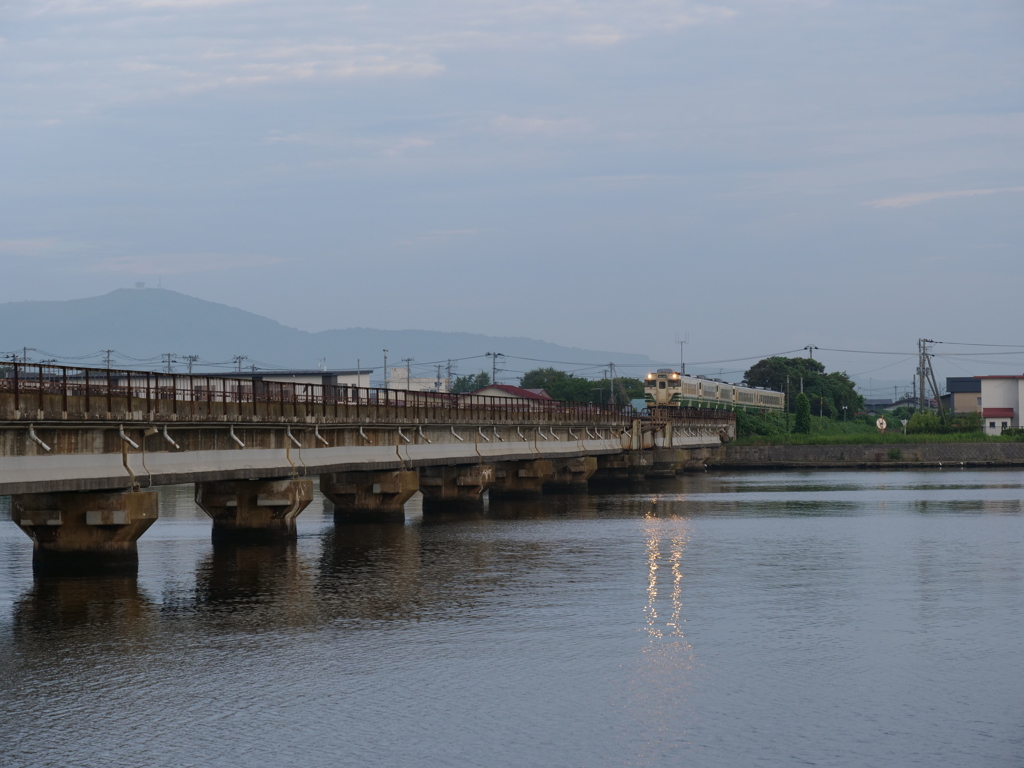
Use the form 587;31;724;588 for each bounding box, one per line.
0;362;648;426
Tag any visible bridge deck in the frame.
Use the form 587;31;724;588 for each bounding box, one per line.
0;363;735;495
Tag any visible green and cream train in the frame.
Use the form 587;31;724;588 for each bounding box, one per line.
644;369;785;412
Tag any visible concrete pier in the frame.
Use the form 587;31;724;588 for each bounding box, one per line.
320;470;419;521
590;453;653;484
11;491;158;573
544;456;598;492
419;464;495;511
489;460;554;497
195;479;313;541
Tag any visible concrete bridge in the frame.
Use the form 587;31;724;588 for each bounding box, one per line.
0;362;734;571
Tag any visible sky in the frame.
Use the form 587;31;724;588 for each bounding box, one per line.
1;0;1022;396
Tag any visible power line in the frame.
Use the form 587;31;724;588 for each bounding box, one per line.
849;356;918;377
935;341;1024;348
816;347;916;356
935;351;1024;357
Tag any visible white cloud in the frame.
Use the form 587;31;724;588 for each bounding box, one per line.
383;137;433;157
398;229;480;246
0;238;63;256
864;186;1024;209
118;44;444;98
492;115;590;136
1;0;741;119
569;26;625;46
83;253;285;274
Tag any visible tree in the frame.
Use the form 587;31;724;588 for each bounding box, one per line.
519;367;643;404
794;392;811;433
450;371;490;393
744;356;863;418
906;410;942;434
744;356;823;392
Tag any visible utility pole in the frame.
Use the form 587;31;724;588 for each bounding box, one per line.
786;375;790;432
163;353;177;374
676;332;689;375
184;355;200;375
232;355;247;373
402;358;414;390
609;362;616;405
921;339;929;415
446;359;452;387
486;352;504;385
436;365;443;392
804;345;818;360
383;349;389;388
917;338;946;422
102;349;115;369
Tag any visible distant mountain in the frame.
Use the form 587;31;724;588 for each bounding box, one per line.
0;289;658;382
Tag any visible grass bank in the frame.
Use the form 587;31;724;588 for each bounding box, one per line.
733;413;1014;447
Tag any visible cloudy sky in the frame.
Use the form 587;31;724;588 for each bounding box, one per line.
1;0;1022;393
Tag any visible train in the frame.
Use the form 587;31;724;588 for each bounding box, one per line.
644;369;785;412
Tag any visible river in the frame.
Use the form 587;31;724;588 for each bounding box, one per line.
1;469;1022;767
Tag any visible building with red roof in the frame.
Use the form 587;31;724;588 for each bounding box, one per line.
977;375;1024;435
470;384;554;401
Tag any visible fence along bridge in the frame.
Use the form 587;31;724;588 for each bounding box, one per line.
0;362;735;572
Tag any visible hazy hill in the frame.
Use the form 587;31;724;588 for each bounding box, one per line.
0;289;658;381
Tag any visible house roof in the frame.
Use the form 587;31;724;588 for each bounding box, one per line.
983;408;1015;418
470;384;554;400
946;377;981;393
206;369;371;378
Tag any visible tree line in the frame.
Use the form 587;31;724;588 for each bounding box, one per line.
449;366;644;405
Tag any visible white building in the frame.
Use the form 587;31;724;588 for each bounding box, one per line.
388;367;449;393
978;376;1023;435
236;369;372;388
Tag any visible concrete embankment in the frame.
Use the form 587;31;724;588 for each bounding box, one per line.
712;442;1024;469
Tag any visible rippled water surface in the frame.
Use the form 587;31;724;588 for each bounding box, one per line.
2;469;1023;767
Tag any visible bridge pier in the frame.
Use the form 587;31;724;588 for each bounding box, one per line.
10;491;159;573
647;448;688;477
194;479;313;542
544;457;598;492
489;460;554;498
419;464;495;512
320;470;419;521
590;453;652;484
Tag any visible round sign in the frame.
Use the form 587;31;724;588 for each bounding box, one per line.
876;417;887;431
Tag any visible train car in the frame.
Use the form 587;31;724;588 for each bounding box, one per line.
643;369;784;412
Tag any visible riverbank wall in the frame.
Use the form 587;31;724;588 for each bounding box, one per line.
712;443;1024;469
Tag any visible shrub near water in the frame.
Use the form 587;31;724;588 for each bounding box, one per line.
906;411;942;434
733;409;1001;446
794;393;812;433
735;410;789;438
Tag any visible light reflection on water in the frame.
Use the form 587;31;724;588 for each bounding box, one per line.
0;469;1022;767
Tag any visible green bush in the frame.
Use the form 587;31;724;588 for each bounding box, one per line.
794;393;811;433
948;412;982;433
735;410;789;438
906;411;942;434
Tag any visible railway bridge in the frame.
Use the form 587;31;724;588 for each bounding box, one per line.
0;363;734;571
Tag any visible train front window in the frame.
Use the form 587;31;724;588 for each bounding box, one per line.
659;381;666;390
